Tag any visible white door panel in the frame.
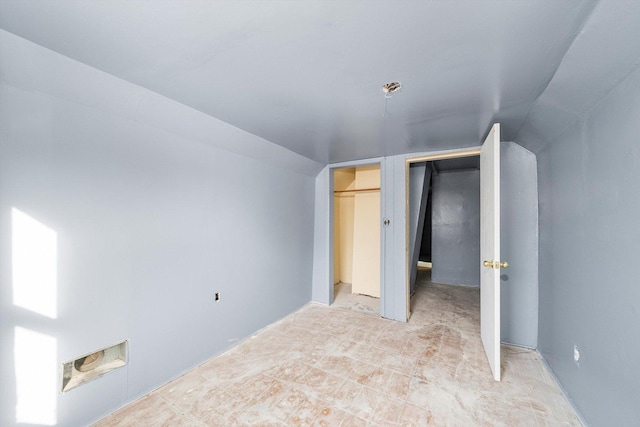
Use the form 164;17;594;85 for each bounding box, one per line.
480;123;502;381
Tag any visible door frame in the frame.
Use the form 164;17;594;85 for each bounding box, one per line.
328;158;384;314
404;148;481;319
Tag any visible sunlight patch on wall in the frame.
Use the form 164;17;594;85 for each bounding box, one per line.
14;327;57;425
12;207;57;319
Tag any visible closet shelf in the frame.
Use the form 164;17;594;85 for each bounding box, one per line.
334;187;380;194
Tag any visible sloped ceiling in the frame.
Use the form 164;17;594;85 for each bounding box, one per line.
514;1;640;153
0;0;601;164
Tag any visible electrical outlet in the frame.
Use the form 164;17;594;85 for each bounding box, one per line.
573;345;580;364
215;292;220;302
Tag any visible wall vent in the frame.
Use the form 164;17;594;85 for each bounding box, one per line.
61;340;127;393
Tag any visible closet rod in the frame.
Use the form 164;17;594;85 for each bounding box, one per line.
334;187;380;194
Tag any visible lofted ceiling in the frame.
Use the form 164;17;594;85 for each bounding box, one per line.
0;0;600;164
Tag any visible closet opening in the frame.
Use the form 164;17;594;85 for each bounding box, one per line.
332;164;381;316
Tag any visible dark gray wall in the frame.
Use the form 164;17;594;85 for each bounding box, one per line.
0;32;318;427
419;184;432;262
521;63;640;427
500;142;538;349
431;169;480;287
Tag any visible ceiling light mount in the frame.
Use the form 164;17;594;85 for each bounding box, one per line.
382;82;402;98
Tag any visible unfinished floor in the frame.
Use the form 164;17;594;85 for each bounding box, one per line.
94;272;581;426
332;282;380;316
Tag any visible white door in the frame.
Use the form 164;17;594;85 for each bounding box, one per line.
480;123;503;381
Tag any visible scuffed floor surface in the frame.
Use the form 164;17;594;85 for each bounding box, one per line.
332;282;380;317
94;278;581;426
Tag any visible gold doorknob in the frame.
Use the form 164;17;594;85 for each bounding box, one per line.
483;260;509;269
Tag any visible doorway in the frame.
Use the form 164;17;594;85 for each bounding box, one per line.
412;156;481;292
404;125;540;382
332;164;381;316
408;156;482;350
405;149;481;318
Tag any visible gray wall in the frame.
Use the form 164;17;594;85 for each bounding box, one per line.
431;169;480;287
500;142;538;349
520;60;640;426
0;31;318;427
312;155;408;323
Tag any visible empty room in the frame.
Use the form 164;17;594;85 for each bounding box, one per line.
1;1;639;426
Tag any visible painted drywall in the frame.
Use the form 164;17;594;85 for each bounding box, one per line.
0;31;318;427
312;166;332;306
382;155;408;322
312;157;401;320
500;142;538;349
333;199;341;285
351;165;380;298
408;163;431;294
512;4;640;423
518;56;640;427
431;170;481;287
333;168;355;284
0;1;598;164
